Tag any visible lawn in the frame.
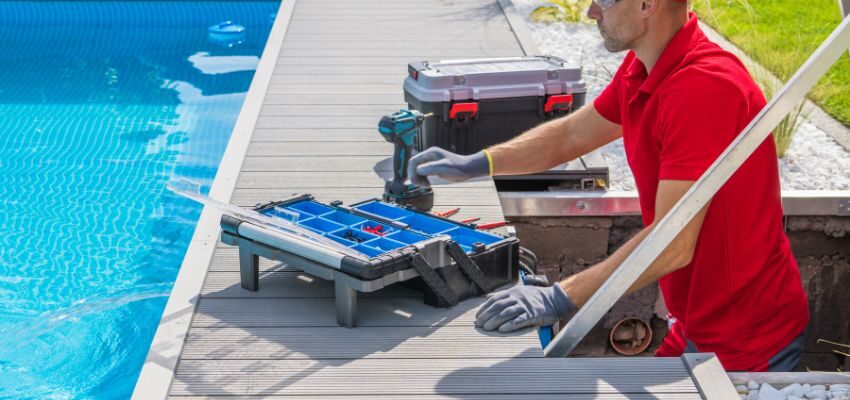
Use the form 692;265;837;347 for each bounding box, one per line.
692;0;850;127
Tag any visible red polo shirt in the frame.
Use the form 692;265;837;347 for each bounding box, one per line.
594;13;808;371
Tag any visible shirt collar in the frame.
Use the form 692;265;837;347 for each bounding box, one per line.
624;12;702;95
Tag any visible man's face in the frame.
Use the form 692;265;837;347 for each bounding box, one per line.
588;0;648;53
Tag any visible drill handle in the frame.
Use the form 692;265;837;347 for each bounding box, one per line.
394;139;413;184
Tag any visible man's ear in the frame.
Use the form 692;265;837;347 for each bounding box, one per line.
639;0;659;16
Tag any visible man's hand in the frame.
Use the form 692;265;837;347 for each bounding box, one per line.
407;147;489;187
475;284;577;333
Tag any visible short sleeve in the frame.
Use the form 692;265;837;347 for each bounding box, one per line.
594;82;622;125
657;75;748;181
593;51;637;125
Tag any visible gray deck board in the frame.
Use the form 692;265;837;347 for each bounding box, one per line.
264;91;406;104
170;396;701;400
180;326;542;360
170;358;697;397
235;172;499;189
169;0;710;397
260;104;407;116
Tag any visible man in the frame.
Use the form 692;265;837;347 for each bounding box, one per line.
408;0;809;372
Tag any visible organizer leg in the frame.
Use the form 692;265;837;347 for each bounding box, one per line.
335;279;357;328
238;239;259;291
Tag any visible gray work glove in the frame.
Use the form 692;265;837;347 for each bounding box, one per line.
407;147;490;187
475;284;577;333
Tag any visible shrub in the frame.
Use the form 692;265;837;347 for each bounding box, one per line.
530;0;593;24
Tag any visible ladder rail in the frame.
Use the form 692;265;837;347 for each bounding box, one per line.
544;15;850;358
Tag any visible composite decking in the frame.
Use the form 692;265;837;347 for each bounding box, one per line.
148;0;729;397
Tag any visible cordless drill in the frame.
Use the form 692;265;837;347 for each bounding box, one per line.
378;109;434;211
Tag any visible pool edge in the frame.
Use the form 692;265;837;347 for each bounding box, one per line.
130;1;296;399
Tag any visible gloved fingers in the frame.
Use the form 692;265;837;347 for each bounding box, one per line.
497;313;536;333
481;305;525;332
409;170;431;188
407;148;446;187
415;159;457;178
475;288;514;319
474;298;516;328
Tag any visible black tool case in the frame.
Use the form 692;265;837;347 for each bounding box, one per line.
405;56;586;154
220;194;519;327
404;56;609;191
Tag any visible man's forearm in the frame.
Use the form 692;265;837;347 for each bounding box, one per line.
484;104;622;176
487;115;578;176
559;179;709;308
559;223;691;308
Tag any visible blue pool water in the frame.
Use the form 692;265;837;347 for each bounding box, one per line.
0;2;278;398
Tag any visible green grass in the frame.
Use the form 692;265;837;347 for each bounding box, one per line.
692;0;850;127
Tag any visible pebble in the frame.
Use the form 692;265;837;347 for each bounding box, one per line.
758;383;785;400
783;383;803;396
725;380;850;399
513;0;850;191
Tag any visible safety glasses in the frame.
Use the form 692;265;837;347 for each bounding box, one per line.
592;0;621;11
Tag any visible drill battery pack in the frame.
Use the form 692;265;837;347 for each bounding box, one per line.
220;194;519;327
404;56;609;191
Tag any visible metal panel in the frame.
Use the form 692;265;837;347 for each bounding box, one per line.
499;190;850;217
499;191;641;217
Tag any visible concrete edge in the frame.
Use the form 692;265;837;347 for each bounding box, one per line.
498;0;540;56
499;190;850;217
698;21;850;153
130;1;297;398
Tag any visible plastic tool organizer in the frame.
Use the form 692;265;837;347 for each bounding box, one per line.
220;194;519;327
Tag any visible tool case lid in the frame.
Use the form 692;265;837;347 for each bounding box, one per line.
404;56;585;103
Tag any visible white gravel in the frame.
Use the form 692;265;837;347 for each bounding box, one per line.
737;382;850;400
512;0;850;191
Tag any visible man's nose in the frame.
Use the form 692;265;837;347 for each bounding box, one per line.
587;2;603;21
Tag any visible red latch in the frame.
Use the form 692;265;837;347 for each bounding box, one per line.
544;94;574;113
410;69;419;80
449;102;478;120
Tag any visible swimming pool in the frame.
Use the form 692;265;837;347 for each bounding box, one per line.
0;2;279;398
